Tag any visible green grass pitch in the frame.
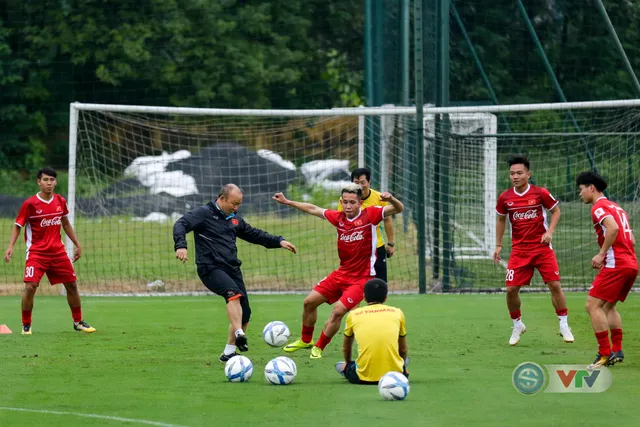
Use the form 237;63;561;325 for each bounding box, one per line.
1;293;639;427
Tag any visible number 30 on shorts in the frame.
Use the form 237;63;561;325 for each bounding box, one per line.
506;269;515;281
25;266;35;278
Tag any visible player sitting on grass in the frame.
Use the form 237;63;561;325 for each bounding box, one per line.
576;172;638;369
336;278;409;384
273;185;404;359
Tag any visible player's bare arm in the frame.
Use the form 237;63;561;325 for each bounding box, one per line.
384;215;395;257
61;216;82;262
272;192;325;219
398;335;408;360
541;205;561;244
3;224;21;264
342;334;355;364
380;192;404;217
493;215;507;263
592;216;619;269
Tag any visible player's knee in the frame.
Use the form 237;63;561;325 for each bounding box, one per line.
585;299;600;313
546;281;561;292
24;282;38;293
63;281;78;292
329;307;347;323
303;296;319;312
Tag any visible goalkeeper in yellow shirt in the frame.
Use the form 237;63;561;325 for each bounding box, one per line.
339;168;395;281
336;278;409;384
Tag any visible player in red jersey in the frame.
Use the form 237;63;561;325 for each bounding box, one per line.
273;183;404;359
3;167;95;335
493;156;573;346
576;172;638;369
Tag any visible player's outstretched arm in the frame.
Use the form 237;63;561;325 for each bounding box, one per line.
380;192;404;217
273;192;325;219
236;218;297;254
61;217;82;262
3;224;21;264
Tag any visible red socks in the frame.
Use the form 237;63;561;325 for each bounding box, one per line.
611;328;623;352
315;332;332;350
556;308;568;317
71;306;82;323
595;330;611;356
22;310;32;326
509;310;522;321
301;325;314;344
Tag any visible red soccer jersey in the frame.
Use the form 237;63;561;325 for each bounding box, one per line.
496;184;559;248
14;194;69;258
323;206;385;277
591;197;638;269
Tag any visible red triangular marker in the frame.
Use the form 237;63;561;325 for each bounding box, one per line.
0;324;13;334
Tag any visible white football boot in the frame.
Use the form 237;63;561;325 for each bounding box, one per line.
509;322;526;346
559;323;575;343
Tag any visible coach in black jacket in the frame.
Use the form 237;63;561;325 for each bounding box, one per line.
173;183;297;362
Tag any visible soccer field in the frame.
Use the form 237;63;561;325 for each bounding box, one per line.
1;294;639;427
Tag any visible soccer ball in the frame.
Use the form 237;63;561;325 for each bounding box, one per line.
264;356;297;385
224;356;254;383
378;372;410;400
262;321;290;347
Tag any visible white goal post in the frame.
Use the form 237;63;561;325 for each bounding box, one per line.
66;99;640;294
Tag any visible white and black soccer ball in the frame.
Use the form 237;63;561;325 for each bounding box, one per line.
378;371;410;400
262;321;290;347
224;356;254;383
264;356;297;385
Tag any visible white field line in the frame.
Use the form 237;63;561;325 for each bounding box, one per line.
0;407;190;427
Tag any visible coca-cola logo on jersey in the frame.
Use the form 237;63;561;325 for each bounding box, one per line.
339;230;364;242
512;209;538;220
40;216;62;227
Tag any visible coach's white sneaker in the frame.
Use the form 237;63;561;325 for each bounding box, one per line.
509;322;526;346
559;324;575;343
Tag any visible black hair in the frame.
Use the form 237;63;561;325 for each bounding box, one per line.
576;171;608;192
37;167;57;179
351;167;371;183
364;278;388;304
507;156;530;170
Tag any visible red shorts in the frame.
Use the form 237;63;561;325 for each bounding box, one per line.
506;246;560;286
314;270;371;311
589;267;638;303
24;254;76;285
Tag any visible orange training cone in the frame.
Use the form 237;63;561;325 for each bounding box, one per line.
0;324;13;334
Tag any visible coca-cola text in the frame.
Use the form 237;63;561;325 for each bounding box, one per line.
339;230;365;242
40;216;62;227
512;209;538;220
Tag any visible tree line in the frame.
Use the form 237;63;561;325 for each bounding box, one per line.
1;0;638;172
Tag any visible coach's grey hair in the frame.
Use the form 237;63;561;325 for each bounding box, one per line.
218;183;243;199
341;183;363;199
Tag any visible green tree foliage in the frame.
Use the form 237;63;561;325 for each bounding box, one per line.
1;0;640;172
